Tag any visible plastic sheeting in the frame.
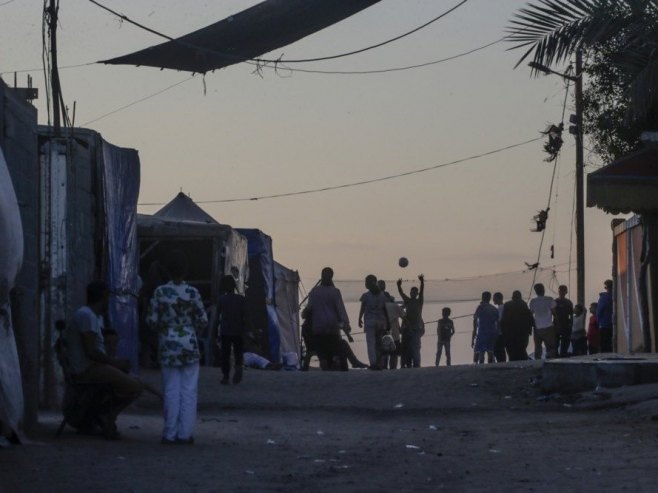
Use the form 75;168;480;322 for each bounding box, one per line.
102;0;381;73
225;229;249;295
237;229;280;362
614;216;646;353
274;262;300;361
102;141;141;371
0;145;25;432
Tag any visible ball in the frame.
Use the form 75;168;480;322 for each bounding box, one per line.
398;257;409;268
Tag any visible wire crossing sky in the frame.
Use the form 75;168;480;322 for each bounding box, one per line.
0;0;620;307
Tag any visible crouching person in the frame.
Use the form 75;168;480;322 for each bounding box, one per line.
66;281;143;439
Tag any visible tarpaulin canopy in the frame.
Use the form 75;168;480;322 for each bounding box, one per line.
587;146;658;214
102;0;381;73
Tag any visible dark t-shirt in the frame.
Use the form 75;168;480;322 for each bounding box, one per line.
403;298;424;330
437;318;455;343
553;297;573;332
217;293;247;336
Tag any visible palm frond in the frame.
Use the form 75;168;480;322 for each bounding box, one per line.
506;0;632;72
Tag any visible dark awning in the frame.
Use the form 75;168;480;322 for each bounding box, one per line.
101;0;381;73
587;147;658;214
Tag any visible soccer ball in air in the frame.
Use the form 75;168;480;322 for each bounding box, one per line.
398;257;409;268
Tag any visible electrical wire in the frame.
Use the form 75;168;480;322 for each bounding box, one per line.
87;0;470;67
138;136;543;206
0;0;18;6
276;38;504;75
80;76;195;126
41;0;52;127
527;77;572;300
0;61;94;76
0;39;500;78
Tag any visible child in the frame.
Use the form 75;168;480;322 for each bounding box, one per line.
587;302;600;355
435;307;455;366
570;304;587;356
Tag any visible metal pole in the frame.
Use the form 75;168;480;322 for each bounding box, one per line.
48;0;61;135
575;50;585;307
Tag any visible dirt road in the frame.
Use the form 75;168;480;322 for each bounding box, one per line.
2;362;658;492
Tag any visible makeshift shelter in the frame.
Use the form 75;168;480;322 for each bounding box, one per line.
588;141;658;353
237;229;279;362
0;145;25;434
137;193;248;365
102;0;381;73
274;262;301;364
37;127;141;404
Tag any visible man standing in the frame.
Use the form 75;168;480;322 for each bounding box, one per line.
529;283;556;359
358;275;389;370
500;290;534;361
471;292;499;364
66;281;143;439
397;274;425;368
553;285;574;357
379;280;404;370
597;279;613;353
305;267;351;370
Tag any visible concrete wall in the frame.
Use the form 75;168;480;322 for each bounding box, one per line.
0;79;40;428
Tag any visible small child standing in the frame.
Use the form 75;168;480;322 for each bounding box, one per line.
435;307;455;366
570;304;587;356
587;302;600;355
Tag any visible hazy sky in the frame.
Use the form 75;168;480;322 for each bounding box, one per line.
1;0;624;306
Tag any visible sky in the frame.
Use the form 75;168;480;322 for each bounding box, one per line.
1;0;626;359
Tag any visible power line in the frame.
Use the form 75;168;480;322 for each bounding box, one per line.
138;136;543;206
88;0;470;67
80;76;195;126
1;38;501;78
527;77;572;300
277;38;504;75
333;262;573;284
0;0;18;6
0;61;94;76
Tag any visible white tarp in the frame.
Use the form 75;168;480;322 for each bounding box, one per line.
0;145;25;432
274;262;300;361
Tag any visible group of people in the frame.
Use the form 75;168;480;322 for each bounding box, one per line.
302;268;426;371
469;279;614;364
63;255;616;443
64;250;248;444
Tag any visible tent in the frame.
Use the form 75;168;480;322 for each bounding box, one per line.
102;0;381;73
236;230;300;365
274;262;301;364
237;229;279;362
36;127;140;403
137;193;249;365
588;141;658;352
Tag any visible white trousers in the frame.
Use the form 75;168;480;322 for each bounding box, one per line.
161;362;199;440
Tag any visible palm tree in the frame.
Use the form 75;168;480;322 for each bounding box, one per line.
506;0;658;121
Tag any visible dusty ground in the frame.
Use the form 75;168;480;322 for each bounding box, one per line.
2;361;658;492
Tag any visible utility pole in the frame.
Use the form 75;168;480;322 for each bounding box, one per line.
573;50;585;308
48;0;61;135
530;52;586;306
